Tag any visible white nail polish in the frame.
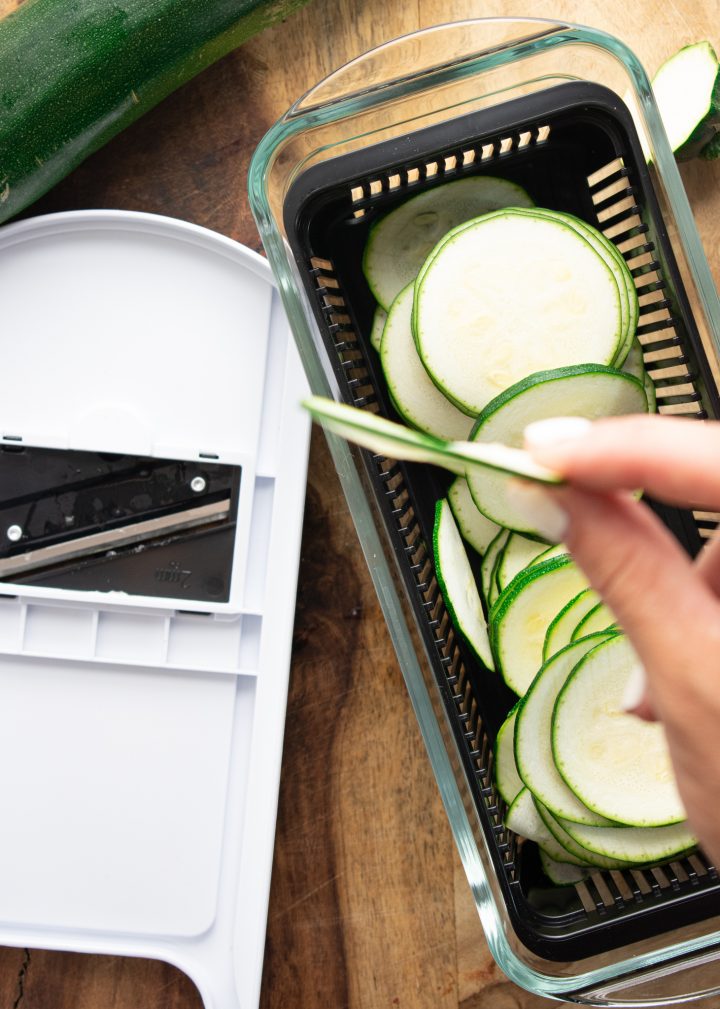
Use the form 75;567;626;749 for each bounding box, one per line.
621;664;647;712
524;416;593;450
505;481;568;543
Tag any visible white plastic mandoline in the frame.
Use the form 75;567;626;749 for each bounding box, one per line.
0;210;310;1009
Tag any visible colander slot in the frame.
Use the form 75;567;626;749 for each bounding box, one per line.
693;510;720;539
588;156;707;422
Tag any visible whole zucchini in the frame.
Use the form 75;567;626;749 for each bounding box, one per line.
0;0;310;223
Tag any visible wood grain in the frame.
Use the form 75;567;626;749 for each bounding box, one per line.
2;0;720;1006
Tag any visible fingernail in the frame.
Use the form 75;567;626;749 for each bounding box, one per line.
621;663;647;712
505;481;568;543
524;417;593;451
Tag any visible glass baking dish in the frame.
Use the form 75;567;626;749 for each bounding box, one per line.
248;18;720;1005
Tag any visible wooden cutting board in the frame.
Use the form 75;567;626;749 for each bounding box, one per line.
1;1;720;1007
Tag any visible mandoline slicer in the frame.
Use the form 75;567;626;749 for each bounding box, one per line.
0;210;310;1009
249;18;720;1007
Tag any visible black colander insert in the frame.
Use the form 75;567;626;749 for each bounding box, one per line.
283;81;720;961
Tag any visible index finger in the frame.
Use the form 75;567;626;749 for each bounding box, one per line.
525;414;720;509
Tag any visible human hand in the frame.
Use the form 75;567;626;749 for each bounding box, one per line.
516;414;720;865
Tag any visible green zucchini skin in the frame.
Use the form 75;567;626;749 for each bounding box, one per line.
0;0;310;222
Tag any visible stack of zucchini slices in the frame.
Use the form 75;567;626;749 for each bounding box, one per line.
365;176;693;885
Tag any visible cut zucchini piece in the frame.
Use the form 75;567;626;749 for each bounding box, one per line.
518;207;638;368
303;397;563;483
448;477;501;556
380;284;473;440
433;500;494;670
495;702;523;805
491;556;589;696
622;338;646;382
465;365;647;537
644;369;657;413
488;537;506;610
539;850;591;886
496;533;551;593
559;816;697;864
571;600;617;641
413;210;624;414
529;545;567;568
553;634;687;827
481;529;510;604
536;802;632;869
515;633;619;826
653;41;720;159
369;305;387;352
505;789;590;867
362;176;534;310
543;588;601;662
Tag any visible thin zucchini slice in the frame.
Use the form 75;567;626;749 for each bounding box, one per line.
559;816;697;864
495;702;523;805
644;369;657;413
413;210;624;414
505;789;590;867
496;533;551;593
362;176;534;310
536;802;633;869
369;305;387;351
515;633;619;826
380;284;473;440
543;588;601;662
623;339;657;412
622;338;646;382
539;850;591;886
553;634;687;827
653;41;720;158
303;397;563;483
448;477;501;557
529;544;567;568
481;529;510;604
488;537;507;609
465;365;647;537
571;600;617;641
491;556;589;696
433;500;494;670
515;207;638;368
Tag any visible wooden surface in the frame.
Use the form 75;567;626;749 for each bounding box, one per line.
2;1;720;1007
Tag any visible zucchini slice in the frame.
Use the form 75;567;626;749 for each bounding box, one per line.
465;366;647;537
481;529;510;604
433;500;494;670
571;600;617;640
447;477;501;557
491;556;589;696
536;802;632;869
543;588;601;662
505;789;590;867
515;207;638;368
488;537;507;610
413;210;624;414
515;633;619;826
553;634;687;827
539;850;591;886
369;306;388;351
362;176;534;310
559;817;697;864
495;703;524;806
302;397;563;483
495;533;551;593
652;41;720;159
380;284;472;440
